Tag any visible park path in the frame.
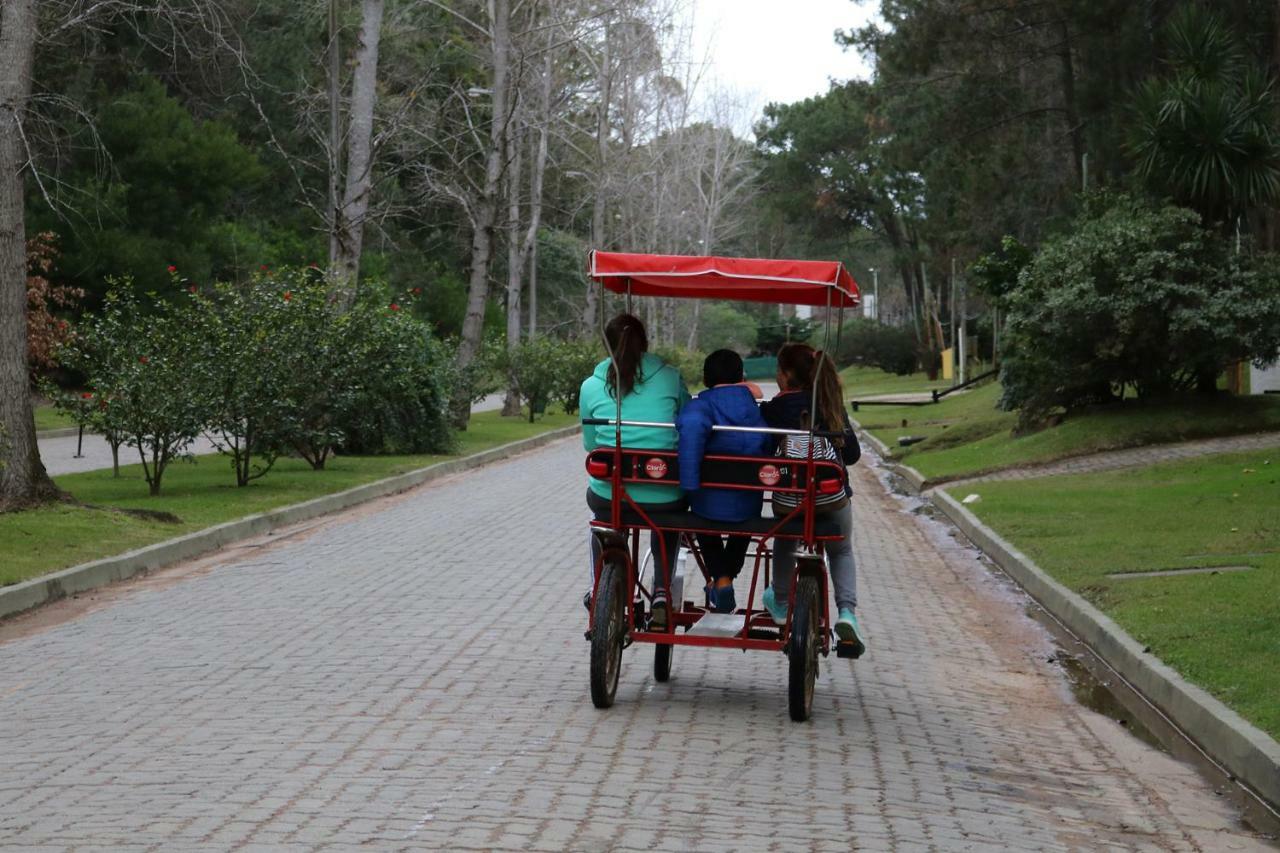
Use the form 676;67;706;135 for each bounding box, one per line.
0;438;1270;851
932;430;1280;491
37;394;512;478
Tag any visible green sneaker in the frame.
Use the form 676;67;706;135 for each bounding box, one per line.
762;586;787;627
835;608;866;656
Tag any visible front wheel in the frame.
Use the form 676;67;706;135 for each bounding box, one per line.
787;574;820;722
654;642;673;682
590;556;628;708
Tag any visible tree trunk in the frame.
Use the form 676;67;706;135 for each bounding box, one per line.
451;0;511;429
524;53;553;340
501;101;524;417
326;0;342;271
331;0;385;308
1055;18;1084;191
583;25;611;331
0;0;61;511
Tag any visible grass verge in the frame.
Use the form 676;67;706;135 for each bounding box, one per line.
840;365;955;398
1;409;576;587
857;383;1280;482
947;449;1279;738
34;404;77;432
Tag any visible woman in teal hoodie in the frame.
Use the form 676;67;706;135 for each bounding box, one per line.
580;313;690;629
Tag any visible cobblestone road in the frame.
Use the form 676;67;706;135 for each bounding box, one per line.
0;438;1270;851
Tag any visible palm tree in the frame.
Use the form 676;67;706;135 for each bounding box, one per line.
1129;3;1280;232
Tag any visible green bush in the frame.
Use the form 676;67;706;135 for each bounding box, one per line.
550;339;604;414
837;317;918;375
1000;193;1280;422
59;286;205;495
651;344;705;387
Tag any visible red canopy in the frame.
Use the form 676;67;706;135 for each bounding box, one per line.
589;251;860;308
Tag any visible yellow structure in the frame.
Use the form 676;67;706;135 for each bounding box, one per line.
941;347;954;381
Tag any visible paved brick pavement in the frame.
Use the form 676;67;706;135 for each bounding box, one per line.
935;430;1280;491
0;438;1270;851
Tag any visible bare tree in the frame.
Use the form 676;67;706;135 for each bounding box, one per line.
0;0;59;510
329;0;386;306
1;0;245;510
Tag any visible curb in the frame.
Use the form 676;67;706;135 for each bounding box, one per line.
931;488;1280;810
0;424;581;622
850;419;927;494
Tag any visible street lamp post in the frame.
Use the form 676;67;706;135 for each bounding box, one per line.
868;267;880;321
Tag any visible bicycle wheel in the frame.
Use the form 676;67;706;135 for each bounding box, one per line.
787;574;820;722
589;556;627;708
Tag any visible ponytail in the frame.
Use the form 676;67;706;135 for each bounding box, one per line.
777;342;847;445
603;313;648;399
812;350;847;447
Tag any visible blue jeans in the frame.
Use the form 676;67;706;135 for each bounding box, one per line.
770;499;856;612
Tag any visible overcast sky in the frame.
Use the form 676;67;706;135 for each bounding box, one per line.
688;0;879;118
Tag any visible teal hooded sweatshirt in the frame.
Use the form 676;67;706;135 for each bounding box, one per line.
580;352;690;503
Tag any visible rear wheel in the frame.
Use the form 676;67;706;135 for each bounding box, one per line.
590;556;628;708
654;642;673;682
787;574;820;722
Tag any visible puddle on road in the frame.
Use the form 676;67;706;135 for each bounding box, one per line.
866;451;1280;841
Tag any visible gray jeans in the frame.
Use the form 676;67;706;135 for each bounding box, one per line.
586;489;684;599
770;500;856;613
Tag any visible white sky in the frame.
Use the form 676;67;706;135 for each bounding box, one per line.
688;0;879;118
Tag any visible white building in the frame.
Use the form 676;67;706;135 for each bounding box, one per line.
1252;362;1280;394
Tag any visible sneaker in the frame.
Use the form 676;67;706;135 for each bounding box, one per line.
835;608;866;655
715;584;736;614
583;590;592;612
762;586;787;626
650;597;670;632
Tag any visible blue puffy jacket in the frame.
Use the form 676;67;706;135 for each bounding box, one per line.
677;385;772;522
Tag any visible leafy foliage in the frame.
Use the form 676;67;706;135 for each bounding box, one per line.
837;318;918;376
60;286;205;495
1129;4;1280;227
26;233;82;377
999;194;1280;422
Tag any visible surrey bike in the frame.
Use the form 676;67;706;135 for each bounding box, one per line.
582;251;863;721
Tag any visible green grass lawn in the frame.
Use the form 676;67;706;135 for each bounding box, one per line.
840;365;956;398
856;383;1280;482
948;450;1280;738
0;409;576;587
34;404;77;432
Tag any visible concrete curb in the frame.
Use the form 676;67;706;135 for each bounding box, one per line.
850;419;927;494
1;424;581;622
931;488;1280;809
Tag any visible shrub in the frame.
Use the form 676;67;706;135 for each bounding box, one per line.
550;339;604;414
837;318;918;375
651;344;705;387
261;272;454;463
60;286;204;495
26;233;83;377
186;276;300;484
697;304;758;354
999;193;1280;422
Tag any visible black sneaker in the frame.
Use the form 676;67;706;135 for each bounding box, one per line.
583;590;592;612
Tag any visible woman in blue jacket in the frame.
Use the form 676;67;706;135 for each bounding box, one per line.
677;350;772;612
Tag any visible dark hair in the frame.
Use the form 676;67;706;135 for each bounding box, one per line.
702;349;744;388
777;342;846;445
603;313;648;398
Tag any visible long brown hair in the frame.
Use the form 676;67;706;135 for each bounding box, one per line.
777;342;846;444
604;313;648;398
